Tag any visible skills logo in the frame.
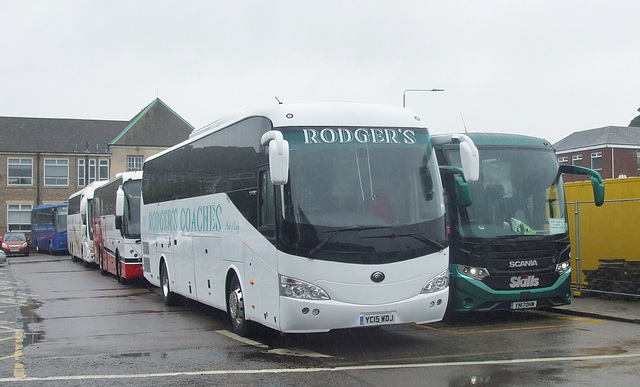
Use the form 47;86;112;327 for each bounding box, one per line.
509;275;540;288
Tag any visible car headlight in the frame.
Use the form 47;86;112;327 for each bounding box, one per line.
22;242;28;248
457;264;490;280
1;243;7;248
421;269;449;294
279;275;330;300
555;261;571;275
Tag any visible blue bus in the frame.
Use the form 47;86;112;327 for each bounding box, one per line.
31;203;69;254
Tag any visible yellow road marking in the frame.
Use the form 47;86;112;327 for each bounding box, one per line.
414;313;604;335
13;330;25;378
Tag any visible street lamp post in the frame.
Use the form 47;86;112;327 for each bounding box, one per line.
402;88;445;107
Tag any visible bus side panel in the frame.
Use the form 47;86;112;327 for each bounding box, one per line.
142;237;160;287
193;236;224;309
67;214;82;259
142;233;172;288
241;241;279;331
91;211;103;265
174;234;197;298
212;202;280;331
53;231;68;252
98;215;117;273
142;201;175;291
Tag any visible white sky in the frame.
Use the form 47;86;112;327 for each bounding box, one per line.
1;0;639;144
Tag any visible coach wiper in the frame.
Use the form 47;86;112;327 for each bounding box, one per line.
469;234;543;252
362;232;445;250
308;226;393;258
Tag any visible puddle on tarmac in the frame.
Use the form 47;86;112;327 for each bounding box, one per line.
19;299;45;346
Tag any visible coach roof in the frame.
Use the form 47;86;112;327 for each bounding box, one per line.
152;102;428;164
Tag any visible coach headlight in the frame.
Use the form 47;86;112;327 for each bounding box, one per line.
457;264;489;280
279;275;330;300
421;269;449;294
555;260;571;275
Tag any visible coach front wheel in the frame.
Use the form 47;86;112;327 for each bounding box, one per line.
116;254;128;285
228;275;250;337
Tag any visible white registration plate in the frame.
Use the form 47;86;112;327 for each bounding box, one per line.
511;300;537;310
359;312;397;326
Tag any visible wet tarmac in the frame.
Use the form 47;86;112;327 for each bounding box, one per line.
553;293;640;324
5;252;640;325
2;253;640;386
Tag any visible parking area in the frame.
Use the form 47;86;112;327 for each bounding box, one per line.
0;253;639;385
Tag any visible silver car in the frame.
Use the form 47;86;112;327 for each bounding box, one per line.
0;250;6;266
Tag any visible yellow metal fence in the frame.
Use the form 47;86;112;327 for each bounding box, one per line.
565;177;640;297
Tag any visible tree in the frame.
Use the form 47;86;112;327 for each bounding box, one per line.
629;106;640;127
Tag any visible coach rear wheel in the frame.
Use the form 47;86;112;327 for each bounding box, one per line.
160;261;178;306
228;276;250;337
99;250;107;275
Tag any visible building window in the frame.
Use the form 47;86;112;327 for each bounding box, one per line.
89;159;96;184
591;152;602;171
78;159;85;186
572;155;583;167
126;156;143;172
44;158;69;186
558;156;568;165
99;159;109;180
7;158;33;185
7;204;32;231
78;159;109;186
637;151;640;170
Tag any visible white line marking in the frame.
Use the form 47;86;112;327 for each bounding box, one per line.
215;330;332;358
214;330;268;349
0;352;638;383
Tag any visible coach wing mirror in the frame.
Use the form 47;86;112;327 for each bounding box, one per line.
456;134;479;183
261;130;290;185
558;165;605;207
115;186;125;230
431;133;479;183
439;166;472;207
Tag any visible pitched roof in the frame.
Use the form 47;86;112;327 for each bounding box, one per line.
0;116;126;154
109;98;193;147
553;126;640;152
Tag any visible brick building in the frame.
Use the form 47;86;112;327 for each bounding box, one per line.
0;98;192;235
554;126;640;182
